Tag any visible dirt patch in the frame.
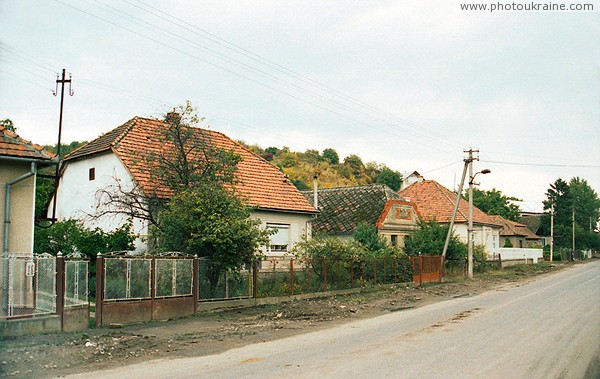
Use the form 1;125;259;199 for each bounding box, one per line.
0;262;570;378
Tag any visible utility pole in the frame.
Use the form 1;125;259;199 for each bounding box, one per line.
50;69;74;221
572;207;575;259
467;149;475;279
550;203;554;262
442;159;469;259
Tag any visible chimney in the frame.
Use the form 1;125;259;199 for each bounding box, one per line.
313;173;319;209
166;109;181;124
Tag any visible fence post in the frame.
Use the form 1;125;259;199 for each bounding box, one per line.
350;257;354;288
56;252;65;331
252;259;258;299
373;257;377;285
193;255;199;314
419;256;424;286
95;253;103;327
323;258;327;291
289;259;294;296
150;255;156;321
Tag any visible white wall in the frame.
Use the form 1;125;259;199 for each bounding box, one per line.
493;248;543;263
55;152;148;251
453;223;500;258
252;210;312;257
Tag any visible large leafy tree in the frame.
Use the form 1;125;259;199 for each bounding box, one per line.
376;166;403;191
404;220;467;265
468;188;521;221
541;177;600;250
156;185;271;288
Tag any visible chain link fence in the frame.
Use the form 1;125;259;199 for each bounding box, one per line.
64;259;89;306
198;258;252;301
197;256;413;301
1;253;56;319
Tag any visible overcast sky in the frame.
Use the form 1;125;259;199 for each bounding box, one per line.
1;0;599;212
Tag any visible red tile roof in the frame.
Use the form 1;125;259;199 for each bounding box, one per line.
0;127;55;161
489;215;540;239
65;117;317;214
399;180;502;227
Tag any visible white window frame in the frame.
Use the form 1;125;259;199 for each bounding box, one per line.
267;223;290;254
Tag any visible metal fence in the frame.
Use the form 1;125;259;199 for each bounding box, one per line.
64;260;89;307
104;257;152;300
198;258;252;301
102;254;194;301
95;252;198;326
198;256;413;302
1;253;56;319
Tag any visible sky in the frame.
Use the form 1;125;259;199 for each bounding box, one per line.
1;0;599;212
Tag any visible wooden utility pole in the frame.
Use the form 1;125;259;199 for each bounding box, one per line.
50;69;73;221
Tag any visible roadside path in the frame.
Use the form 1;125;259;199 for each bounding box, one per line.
67;260;600;379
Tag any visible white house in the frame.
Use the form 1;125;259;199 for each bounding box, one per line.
54;116;317;257
399;179;503;257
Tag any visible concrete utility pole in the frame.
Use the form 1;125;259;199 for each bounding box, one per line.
466;149;490;279
550;203;554;262
467;150;475;279
442;159;469;259
572;208;575;259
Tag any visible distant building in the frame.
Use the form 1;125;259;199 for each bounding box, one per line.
301;184;420;248
490;215;544;248
401;171;424;189
399;180;503;256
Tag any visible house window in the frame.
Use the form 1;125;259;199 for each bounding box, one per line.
88;167;96;181
391;235;398;246
268;224;289;253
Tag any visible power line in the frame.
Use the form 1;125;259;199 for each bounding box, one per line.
123;0;465;150
52;0;458;154
481;160;600;168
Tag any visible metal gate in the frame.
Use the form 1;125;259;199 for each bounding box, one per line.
411;255;444;285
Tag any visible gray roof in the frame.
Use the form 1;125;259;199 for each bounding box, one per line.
301;184;403;235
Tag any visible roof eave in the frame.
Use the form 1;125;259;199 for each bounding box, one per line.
255;206;318;215
0;155;58;167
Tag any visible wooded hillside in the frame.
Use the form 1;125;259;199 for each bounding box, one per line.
241;143;403;191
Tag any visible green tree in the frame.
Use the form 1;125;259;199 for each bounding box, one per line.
156;186;271;288
94;102;241;227
343;154;364;174
0;118;16;132
353;223;389;254
376;166;403;191
34;219;134;257
291;179;310;190
541;177;600;250
322;148;339;164
404;220;467;265
468;188;521;221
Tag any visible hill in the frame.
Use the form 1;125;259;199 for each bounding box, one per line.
241;144;403;191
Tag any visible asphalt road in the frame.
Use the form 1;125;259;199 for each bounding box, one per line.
68;261;600;379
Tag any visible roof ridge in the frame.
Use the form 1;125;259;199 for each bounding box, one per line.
112;117;138;147
301;183;386;193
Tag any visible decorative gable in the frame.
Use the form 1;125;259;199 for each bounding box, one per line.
376;200;420;230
